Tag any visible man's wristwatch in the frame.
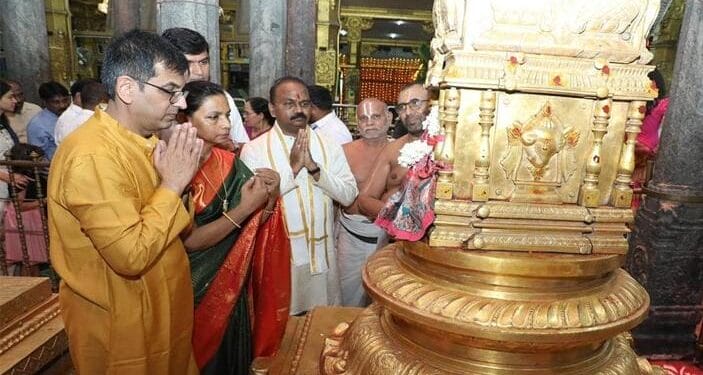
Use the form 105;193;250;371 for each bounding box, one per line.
307;165;320;175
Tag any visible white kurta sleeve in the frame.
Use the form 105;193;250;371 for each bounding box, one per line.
240;139;298;196
312;141;358;206
225;92;250;143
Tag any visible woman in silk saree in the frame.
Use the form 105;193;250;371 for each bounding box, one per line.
179;81;291;374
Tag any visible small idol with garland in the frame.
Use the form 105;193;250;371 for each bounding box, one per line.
376;106;444;241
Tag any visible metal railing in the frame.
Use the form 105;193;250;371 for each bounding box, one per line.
0;155;51;278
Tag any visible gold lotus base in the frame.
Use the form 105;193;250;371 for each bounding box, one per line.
316;242;663;375
321;305;660;375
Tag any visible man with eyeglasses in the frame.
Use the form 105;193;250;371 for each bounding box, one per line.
162;27;250;151
336;97;393;306
48;30;202;374
358;83;431;222
240;76;358;315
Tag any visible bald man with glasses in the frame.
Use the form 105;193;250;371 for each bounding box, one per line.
357;83;431;221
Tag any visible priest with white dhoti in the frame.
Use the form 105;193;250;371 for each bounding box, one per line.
336;212;389;306
240;77;358;314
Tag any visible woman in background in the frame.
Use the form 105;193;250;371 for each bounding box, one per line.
178;81;290;374
632;69;669;210
242;97;274;140
0;81;30;216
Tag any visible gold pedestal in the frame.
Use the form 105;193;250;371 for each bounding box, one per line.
320;243;663;374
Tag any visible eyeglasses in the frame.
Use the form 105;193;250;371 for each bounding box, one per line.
277;100;312;110
139;80;189;104
396;99;428;112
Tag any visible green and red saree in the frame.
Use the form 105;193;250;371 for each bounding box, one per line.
188;148;291;374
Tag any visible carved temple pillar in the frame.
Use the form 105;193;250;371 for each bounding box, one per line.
156;0;221;84
314;0;339;90
626;0;703;359
0;0;51;104
248;0;286;98
340;16;372;106
285;0;316;83
44;0;74;86
649;0;685;89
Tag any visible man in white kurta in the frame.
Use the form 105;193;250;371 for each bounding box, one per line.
240;77;357;314
308;85;353;145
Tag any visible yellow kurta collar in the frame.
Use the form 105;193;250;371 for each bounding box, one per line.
94;108;159;156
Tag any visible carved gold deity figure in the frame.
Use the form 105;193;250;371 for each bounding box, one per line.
501;102;581;202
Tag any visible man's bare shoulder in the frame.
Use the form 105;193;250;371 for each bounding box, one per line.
381;136;412;159
342;139;362;155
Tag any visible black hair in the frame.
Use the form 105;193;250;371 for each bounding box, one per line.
0;80;11;101
269;76;308;104
80;81;108;110
101;29;189;100
648;69;666;99
247;96;274;125
307;85;333;111
69;78;98;98
4;79;20;88
181;80;225;117
0;80;12;128
647;68;667;113
38;81;69;101
161;27;209;55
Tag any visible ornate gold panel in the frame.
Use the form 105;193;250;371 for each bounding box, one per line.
315;50;337;90
449;92;632;206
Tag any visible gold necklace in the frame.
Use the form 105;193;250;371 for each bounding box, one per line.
197;167;234;213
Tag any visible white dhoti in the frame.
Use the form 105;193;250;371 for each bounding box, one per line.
336;211;388;307
290;240;342;314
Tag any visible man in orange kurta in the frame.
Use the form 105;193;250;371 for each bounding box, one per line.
48;30;203;374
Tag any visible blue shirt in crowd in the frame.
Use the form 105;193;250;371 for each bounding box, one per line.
27;108;59;160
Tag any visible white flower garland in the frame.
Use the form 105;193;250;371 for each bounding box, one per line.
423;106;440;137
397;106;440;168
398;140;434;168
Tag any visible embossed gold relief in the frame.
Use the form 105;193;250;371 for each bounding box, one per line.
460;0;659;64
449;92;630;204
441;53;655;99
315;50;337;90
501;101;581;203
430;200;632;252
